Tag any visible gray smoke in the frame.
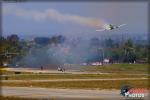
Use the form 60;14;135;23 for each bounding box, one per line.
3;5;107;69
18;37;103;70
3;5;106;28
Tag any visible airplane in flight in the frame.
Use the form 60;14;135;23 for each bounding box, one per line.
96;24;126;32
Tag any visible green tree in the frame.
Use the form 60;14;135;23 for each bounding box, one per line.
123;39;136;63
104;38;114;48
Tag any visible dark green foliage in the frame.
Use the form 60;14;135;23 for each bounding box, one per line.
0;35;148;66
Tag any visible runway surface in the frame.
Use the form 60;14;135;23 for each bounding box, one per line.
5;68;109;74
2;87;123;100
5;68;150;75
2;87;149;100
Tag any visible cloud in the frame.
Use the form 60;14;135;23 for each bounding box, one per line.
3;5;106;28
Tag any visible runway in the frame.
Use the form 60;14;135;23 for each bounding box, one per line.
2;87;123;100
2;87;149;100
5;67;109;74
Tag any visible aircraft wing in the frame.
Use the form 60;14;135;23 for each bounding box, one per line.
96;29;105;32
118;24;126;27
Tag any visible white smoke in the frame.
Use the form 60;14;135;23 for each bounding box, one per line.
3;5;106;27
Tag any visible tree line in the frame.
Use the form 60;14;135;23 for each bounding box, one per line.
0;34;148;66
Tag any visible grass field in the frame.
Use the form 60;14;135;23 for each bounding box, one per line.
0;96;39;100
2;79;149;89
0;73;149;80
1;63;149;90
0;70;33;75
83;63;149;74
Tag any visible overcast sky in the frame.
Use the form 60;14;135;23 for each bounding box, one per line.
2;2;148;39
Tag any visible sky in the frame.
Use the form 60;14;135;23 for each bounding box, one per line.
2;2;148;39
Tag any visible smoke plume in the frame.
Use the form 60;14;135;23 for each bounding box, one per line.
3;5;106;27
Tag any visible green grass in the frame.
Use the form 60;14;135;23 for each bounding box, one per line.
0;70;33;75
0;96;39;100
1;73;148;80
1;64;149;90
2;80;149;89
83;63;149;74
0;96;103;100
